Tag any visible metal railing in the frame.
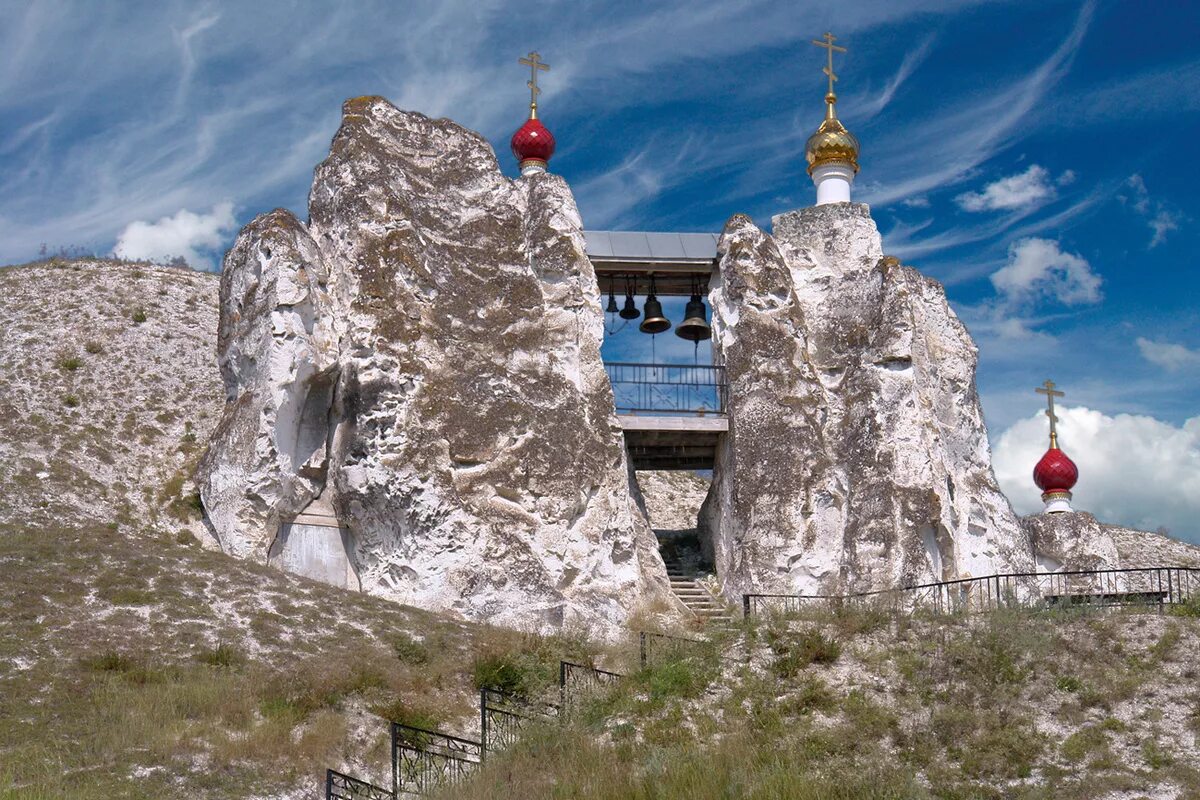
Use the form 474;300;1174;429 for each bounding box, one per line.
479;688;560;755
742;566;1200;619
391;722;482;797
639;631;707;667
326;769;394;800
559;661;624;711
604;362;727;415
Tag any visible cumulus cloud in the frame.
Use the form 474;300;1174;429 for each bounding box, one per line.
956;165;1058;212
1120;174;1184;247
993;406;1200;542
1136;337;1200;372
990;237;1102;306
113;202;236;270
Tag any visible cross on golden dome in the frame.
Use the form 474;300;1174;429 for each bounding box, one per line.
518;51;550;119
811;32;846;100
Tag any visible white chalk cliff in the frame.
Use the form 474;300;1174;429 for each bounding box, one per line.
700;206;1042;597
199;97;676;637
200;98;1163;629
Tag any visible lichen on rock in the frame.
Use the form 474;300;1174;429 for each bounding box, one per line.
199;97;674;637
701;203;1039;597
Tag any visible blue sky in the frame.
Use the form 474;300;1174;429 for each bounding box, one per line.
2;0;1198;539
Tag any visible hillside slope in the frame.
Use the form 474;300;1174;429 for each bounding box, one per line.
0;260;615;799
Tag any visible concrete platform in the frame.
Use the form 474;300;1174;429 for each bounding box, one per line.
618;414;726;470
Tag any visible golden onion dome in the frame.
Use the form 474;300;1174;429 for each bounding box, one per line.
805;93;860;175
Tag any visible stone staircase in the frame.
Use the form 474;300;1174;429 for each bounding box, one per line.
662;554;733;624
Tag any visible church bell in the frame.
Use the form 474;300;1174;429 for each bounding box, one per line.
639;298;670;334
675;293;711;342
619;294;640;320
619;275;641;320
606;285;619;314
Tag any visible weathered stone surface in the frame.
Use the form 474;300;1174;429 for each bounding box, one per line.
1021;511;1122;572
701;205;1039;597
200;98;674;636
197;211;339;559
1026;512;1200;571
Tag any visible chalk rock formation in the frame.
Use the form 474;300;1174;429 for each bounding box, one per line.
1021;511;1121;573
701;205;1038;597
199;97;674;635
198;212;339;558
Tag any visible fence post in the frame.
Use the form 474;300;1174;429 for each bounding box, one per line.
742;594;751;620
479;689;488;761
559;661;567;709
325;769;333;800
639;632;647;668
389;722;398;796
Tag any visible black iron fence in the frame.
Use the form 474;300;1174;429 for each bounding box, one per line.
326;769;394;800
604;362;727;415
391;722;482;797
479;688;560;755
743;566;1200;619
559;661;624;711
638;631;707;667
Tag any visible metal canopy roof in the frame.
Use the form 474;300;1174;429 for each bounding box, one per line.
585;230;719;296
584;231;719;263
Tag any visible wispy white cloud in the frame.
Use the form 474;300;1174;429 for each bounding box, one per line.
113;202;236;270
1136;337;1200;372
956;165;1058;212
1119;174;1185;248
854;35;936;120
992;406;1200;541
990;237;1101;307
859;1;1094;207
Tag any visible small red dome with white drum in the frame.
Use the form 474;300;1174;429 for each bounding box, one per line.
512;51;555;175
511;117;555;174
1033;380;1077;513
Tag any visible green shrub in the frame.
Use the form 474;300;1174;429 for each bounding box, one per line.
473;652;532;695
390;632;430;665
84;340;103;354
1055;674;1082;693
57;355;82;371
370;698;443;734
131;307;147;324
770;628;841;678
197;642;244;668
61;394;80;408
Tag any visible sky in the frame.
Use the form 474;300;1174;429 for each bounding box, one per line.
1;0;1197;541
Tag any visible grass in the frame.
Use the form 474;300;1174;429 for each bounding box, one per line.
0;521;612;799
437;605;1200;800
56;354;83;371
131;306;148;323
61;393;80;407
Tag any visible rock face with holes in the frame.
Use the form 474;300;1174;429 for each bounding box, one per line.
700;205;1041;598
198;97;675;636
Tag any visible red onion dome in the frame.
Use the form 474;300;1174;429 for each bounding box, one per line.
510;117;555;169
1033;447;1078;495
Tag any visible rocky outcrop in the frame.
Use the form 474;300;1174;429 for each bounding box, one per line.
199;97;674;636
701;205;1038;597
198;212;339;558
1021;511;1122;573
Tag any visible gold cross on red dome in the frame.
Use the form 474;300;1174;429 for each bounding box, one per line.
1035;379;1065;446
518;51;550;118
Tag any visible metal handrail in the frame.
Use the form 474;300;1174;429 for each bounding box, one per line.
743;565;1200;619
604;362;728;415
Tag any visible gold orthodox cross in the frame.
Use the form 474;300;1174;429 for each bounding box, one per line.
811;32;846;96
519;51;550;117
1035;379;1065;445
